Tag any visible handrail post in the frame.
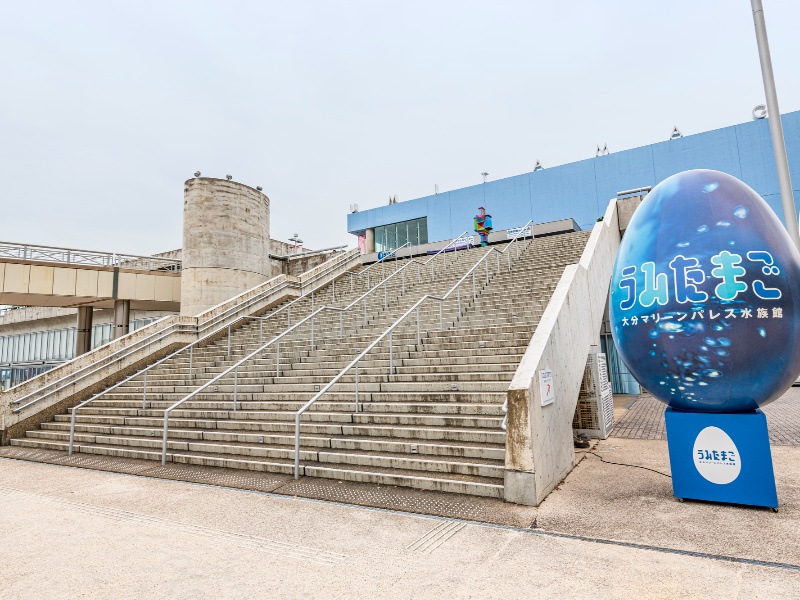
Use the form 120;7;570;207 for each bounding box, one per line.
189;345;194;379
311;314;315;349
294;413;301;479
507;250;511;271
355;361;359;413
416;305;421;346
384;279;387;308
340;311;343;337
142;371;147;409
161;412;169;465
276;340;280;377
332;277;335;303
260;319;263;343
439;301;443;331
389;331;393;375
363;298;367;327
68;407;77;455
457;286;461;317
402;269;405;294
233;365;238;411
288;305;291;327
485;257;489;284
227;325;231;357
472;271;476;301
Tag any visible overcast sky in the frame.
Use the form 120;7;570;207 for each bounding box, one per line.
1;1;799;255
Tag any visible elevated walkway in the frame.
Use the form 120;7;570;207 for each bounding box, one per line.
0;241;181;310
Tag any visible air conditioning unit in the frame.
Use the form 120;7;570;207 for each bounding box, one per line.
573;351;614;439
349;203;359;213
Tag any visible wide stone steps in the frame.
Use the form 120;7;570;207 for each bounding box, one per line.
11;230;592;499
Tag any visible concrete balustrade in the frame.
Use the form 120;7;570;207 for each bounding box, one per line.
504;197;633;506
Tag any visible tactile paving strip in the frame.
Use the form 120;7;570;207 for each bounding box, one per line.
273;478;505;523
144;465;290;492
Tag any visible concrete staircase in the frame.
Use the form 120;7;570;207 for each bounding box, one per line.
11;231;591;498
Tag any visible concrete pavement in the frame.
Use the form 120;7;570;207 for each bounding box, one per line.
1;457;798;599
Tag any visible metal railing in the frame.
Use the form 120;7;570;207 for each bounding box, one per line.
269;244;348;260
65;253;370;453
292;221;534;478
0;240;182;272
354;232;473;289
357;241;411;284
13;249;359;415
151;232;483;462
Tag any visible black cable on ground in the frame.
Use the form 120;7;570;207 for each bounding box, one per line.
585;450;672;478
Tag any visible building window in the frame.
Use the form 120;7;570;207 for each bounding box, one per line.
374;217;428;253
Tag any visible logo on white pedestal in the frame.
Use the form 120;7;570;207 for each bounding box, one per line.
692;426;741;484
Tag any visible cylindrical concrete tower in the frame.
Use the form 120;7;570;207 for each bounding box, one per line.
180;178;271;316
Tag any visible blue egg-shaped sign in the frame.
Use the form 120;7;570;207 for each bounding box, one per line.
610;169;800;412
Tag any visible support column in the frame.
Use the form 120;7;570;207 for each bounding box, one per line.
365;228;375;254
113;300;130;339
76;307;93;356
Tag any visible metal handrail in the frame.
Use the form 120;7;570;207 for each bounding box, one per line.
357;242;411;276
0;240;181;271
269;244;348;260
292;221;534;477
157;303;351;464
18;232;475;414
152;231;485;463
354;231;472;288
12;249;359;411
65;252;386;450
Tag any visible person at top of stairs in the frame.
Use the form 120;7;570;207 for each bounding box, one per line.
474;207;493;247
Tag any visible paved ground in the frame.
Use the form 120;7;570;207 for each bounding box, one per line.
613;386;800;445
1;456;799;599
1;390;798;597
0;446;539;526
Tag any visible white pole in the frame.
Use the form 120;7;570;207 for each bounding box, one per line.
751;0;799;249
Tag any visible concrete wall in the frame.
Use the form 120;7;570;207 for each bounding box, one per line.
286;251;346;277
504;198;623;506
348;110;800;242
181;178;271;316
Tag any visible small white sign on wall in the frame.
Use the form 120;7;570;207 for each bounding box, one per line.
539;369;555;406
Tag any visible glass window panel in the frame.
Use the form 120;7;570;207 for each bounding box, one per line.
374;227;385;253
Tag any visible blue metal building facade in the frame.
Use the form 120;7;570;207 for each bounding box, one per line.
347;111;800;241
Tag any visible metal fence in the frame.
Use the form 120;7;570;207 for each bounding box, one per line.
0;241;182;272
